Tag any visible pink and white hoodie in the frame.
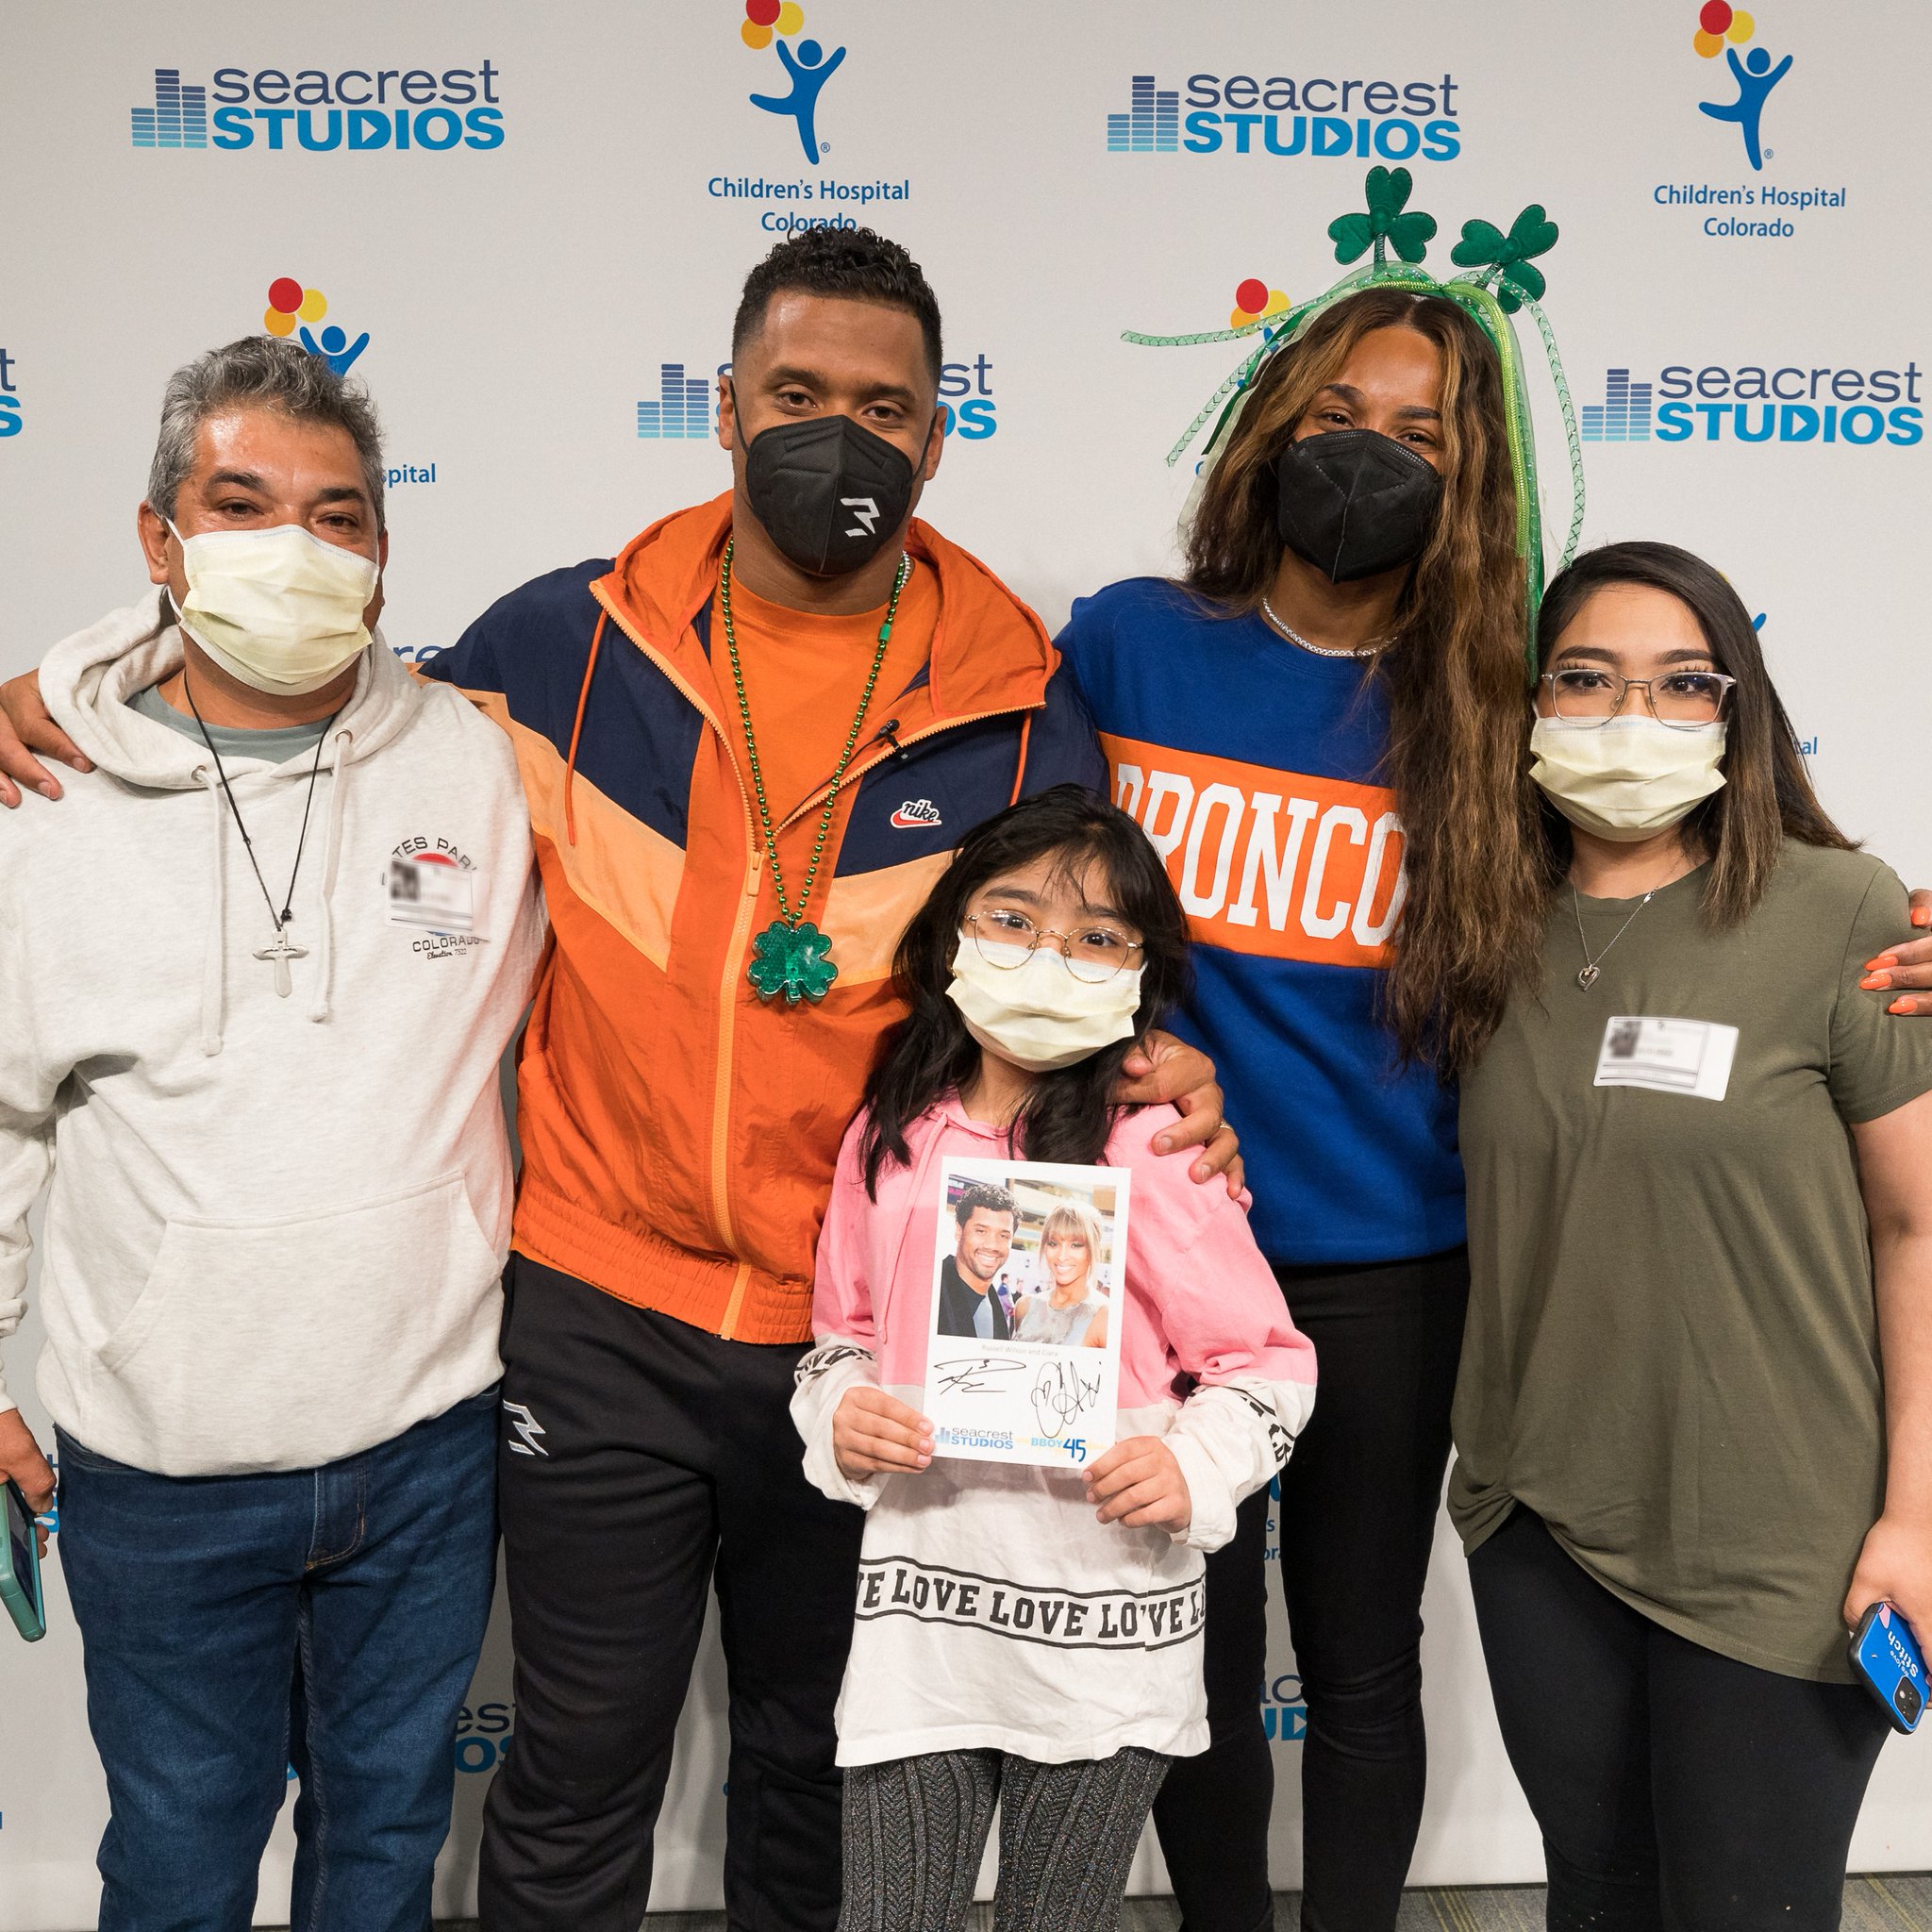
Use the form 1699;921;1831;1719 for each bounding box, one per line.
792;1096;1318;1768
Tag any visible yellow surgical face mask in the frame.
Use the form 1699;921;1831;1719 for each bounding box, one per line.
168;519;378;697
946;932;1144;1073
1529;715;1727;842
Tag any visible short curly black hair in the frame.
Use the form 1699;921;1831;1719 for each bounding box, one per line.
952;1181;1016;1230
732;225;942;387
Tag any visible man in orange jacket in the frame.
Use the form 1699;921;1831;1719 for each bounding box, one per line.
433;229;1235;1929
0;226;1234;1931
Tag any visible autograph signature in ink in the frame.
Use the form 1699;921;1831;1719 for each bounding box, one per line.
1032;1359;1103;1441
933;1355;1027;1396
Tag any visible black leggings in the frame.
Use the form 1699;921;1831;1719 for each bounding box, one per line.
1152;1246;1470;1932
1468;1507;1890;1932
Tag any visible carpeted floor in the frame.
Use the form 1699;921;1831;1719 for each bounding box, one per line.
430;1874;1932;1929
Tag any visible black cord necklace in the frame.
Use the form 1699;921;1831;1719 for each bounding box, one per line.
182;668;340;998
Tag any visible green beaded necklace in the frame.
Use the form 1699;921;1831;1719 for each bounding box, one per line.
719;536;911;1005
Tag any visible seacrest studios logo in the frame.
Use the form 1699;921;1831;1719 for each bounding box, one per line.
129;60;504;152
0;346;19;439
455;1697;514;1774
1262;1673;1309;1744
1579;358;1923;446
1655;6;1842;239
713;1;908;232
1256;1476;1307;1743
639;356;1000;441
1104;69;1461;161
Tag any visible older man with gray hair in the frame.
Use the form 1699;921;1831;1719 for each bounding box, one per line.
0;336;541;1932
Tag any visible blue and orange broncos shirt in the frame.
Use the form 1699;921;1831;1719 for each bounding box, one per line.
1058;576;1464;1266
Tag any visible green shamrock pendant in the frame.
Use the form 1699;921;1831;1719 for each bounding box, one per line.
747;919;839;1005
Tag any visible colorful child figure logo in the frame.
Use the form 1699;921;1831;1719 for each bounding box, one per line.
741;0;844;164
1230;278;1291;337
263;277;370;377
1693;4;1791;172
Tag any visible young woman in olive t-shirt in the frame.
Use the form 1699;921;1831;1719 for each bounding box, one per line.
1452;541;1932;1927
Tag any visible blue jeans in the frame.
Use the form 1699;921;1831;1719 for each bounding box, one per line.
57;1388;498;1932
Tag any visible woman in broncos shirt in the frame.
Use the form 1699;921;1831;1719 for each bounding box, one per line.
1057;284;1551;1932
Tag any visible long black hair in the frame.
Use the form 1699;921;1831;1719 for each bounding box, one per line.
859;785;1191;1196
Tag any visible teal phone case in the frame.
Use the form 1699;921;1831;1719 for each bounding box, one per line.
1;1477;46;1642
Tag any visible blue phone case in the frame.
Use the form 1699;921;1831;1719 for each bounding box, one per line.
0;1477;45;1642
1851;1601;1924;1735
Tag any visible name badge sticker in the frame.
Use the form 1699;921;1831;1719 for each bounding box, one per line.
387;857;477;934
1594;1015;1739;1102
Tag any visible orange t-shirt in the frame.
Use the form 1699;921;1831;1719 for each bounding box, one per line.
712;561;939;826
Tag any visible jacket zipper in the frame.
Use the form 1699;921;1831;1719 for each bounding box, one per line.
767;700;1036;840
590;581;761;1319
717;703;1033;1341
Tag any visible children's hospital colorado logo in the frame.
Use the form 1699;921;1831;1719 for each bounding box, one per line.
1653;5;1842;238
244;277;440;519
1104;69;1461;160
129;60;504;151
1579;358;1922;446
712;1;908;233
262;277;368;375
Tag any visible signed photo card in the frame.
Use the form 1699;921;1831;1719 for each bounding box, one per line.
924;1156;1128;1469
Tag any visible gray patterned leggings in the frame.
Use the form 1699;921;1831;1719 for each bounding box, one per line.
839;1746;1172;1932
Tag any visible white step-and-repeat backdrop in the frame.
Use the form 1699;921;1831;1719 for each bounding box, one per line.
3;2;1930;1924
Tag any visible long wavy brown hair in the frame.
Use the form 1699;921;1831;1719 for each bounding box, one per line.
1183;286;1547;1073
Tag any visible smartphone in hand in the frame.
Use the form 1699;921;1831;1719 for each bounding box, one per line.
0;1476;45;1642
1851;1600;1925;1735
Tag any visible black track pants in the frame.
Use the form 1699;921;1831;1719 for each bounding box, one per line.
478;1258;865;1932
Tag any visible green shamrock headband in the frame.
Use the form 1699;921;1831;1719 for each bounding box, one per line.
1125;166;1586;676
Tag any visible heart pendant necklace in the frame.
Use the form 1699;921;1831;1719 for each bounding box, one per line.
720;537;909;1006
1572;884;1657;991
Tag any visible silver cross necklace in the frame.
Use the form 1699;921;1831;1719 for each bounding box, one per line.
183;673;339;999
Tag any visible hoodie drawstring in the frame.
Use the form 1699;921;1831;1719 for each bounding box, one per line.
307;727;355;1024
195;765;227;1057
562;609;608;848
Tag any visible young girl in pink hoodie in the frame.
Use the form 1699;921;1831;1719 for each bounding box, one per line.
793;786;1317;1932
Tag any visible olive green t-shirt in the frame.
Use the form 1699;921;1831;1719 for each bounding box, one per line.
1451;841;1932;1683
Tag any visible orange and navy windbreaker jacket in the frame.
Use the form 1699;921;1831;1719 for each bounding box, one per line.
425;493;1106;1345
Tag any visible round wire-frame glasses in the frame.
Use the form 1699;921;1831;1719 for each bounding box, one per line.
962;908;1145;985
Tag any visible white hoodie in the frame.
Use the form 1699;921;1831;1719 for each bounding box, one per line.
0;596;543;1475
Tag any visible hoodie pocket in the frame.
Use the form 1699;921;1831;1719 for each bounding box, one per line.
91;1172;503;1473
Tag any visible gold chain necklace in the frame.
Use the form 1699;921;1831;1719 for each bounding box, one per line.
719;537;910;1005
